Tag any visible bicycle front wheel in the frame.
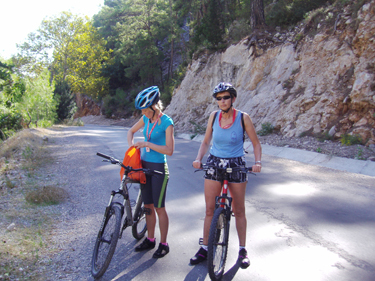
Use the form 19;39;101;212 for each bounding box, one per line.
132;193;147;240
91;205;122;279
207;207;229;281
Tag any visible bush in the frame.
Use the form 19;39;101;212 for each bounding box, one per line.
25;186;68;205
266;0;334;27
257;122;275;136
340;134;362;146
0;111;23;140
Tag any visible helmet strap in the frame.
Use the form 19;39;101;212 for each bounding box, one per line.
222;104;233;114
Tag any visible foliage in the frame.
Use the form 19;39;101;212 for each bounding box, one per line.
102;88;136;118
15;69;57;128
0;60;13;91
257;122;274;136
0;59;26;139
189;120;206;139
0;110;23;140
266;0;334;27
340;134;362;146
193;0;226;49
54;80;77;122
16;12;112;99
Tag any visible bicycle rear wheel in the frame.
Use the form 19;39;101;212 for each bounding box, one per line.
208;207;229;281
132;193;147;240
91;205;122;279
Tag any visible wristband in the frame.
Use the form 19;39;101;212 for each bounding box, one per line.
255;161;261;165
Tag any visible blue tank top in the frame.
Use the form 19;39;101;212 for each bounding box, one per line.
141;114;174;163
210;112;244;158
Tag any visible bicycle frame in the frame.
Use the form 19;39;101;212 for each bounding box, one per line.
98;175;135;240
216;169;233;212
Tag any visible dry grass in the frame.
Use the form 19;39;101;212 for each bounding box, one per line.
0;128;63;280
25;185;68;205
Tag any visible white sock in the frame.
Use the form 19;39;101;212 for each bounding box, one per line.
202;245;208;251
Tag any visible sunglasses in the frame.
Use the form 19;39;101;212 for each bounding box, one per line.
216;95;231;101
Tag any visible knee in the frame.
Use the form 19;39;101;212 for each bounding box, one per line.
205;207;215;217
233;207;246;218
155;207;167;216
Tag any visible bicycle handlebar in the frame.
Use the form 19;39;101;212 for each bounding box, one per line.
97;152;112;160
96;152;162;176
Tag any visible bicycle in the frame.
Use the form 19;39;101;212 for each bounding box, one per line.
91;152;162;279
195;164;254;281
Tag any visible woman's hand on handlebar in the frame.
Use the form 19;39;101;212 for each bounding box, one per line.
251;163;262;173
192;159;202;169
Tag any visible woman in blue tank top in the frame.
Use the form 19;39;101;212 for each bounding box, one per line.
127;86;174;259
190;82;262;269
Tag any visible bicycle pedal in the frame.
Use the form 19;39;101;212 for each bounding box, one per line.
199;238;204;245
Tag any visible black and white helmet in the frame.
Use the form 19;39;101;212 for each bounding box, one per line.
213;82;237;98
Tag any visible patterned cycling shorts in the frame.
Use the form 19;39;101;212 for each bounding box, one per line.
204;154;247;183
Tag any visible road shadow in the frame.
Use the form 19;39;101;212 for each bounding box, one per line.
184;262;208;281
183;259;243;281
222;259;242;281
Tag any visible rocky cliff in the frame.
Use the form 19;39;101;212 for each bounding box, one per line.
164;1;375;146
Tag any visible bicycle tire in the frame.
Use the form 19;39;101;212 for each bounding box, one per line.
91;205;122;279
207;207;229;281
132;193;147;240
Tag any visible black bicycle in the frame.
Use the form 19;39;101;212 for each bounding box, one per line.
196;164;253;281
91;152;162;279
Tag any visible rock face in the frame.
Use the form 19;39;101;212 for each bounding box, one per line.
165;1;375;146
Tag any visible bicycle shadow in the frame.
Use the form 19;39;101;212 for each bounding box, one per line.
110;255;158;280
183;259;242;281
95;238;157;280
184;262;208;281
222;259;242;281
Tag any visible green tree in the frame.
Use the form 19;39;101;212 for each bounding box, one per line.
54;80;77;122
0;59;24;139
193;0;226;48
16;69;57;128
116;0;170;84
16;12;111;99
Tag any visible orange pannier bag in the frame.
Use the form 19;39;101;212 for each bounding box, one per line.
120;146;146;184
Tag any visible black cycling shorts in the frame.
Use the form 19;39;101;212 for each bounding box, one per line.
141;161;169;208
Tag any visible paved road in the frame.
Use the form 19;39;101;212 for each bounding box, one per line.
76;124;375;281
